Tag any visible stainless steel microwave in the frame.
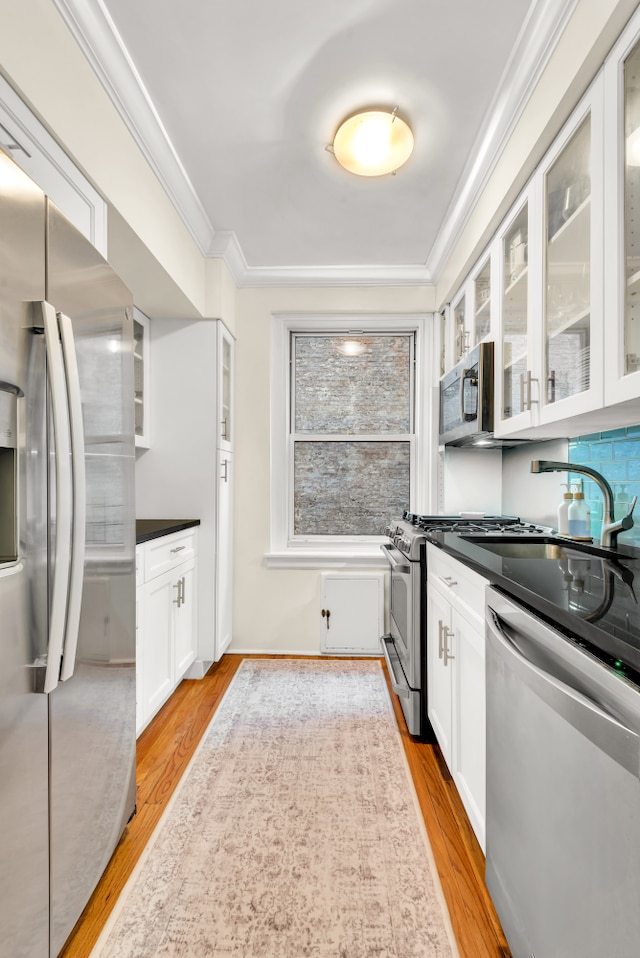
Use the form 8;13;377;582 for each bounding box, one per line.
439;341;494;446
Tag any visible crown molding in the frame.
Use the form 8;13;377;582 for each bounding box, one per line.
52;0;215;255
209;231;433;287
426;0;579;279
53;0;575;289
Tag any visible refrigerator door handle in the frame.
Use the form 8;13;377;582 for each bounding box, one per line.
58;311;86;682
40;301;72;694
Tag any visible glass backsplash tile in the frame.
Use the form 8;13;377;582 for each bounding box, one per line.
569;425;640;544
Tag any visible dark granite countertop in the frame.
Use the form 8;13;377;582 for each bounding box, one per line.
136;518;200;544
426;530;640;684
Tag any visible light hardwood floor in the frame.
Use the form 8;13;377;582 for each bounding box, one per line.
60;654;511;958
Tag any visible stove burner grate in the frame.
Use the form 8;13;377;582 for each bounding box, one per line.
400;512;549;536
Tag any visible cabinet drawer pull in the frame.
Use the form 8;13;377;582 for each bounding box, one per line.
439;575;458;587
170;545;186;554
438;620;444;659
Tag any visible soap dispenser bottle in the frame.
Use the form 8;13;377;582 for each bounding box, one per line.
568;481;589;539
557;482;572;535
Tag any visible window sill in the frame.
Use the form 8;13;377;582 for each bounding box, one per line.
264;548;388;569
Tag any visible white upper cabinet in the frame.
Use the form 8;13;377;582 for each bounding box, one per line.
0;76;107;256
495;77;606;439
539;82;604;425
472;252;493;347
217;323;234;452
494;182;540;433
449;247;497;368
133;307;150;449
450;286;470;366
604;7;640;408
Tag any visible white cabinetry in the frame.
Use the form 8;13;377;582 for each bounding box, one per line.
213;323;234;660
426;544;488;851
135;527;198;736
494;78;605;440
604;6;640;409
135;319;235;672
216;446;233;658
0;75;107;255
133;307;150;448
447;249;497;369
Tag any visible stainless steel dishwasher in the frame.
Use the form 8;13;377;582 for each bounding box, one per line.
485;586;640;958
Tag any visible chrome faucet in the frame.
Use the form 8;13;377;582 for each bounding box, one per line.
530;459;637;548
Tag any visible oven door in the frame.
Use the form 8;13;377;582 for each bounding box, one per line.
380;543;422;735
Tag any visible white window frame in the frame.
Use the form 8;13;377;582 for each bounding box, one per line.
267;312;432;568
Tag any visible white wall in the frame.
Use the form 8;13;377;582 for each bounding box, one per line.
501;438;570;528
441;448;503;515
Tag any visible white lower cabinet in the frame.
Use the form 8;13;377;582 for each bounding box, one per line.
426;544;488;851
136;529;198;737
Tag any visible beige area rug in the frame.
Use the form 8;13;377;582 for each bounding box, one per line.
91;659;460;958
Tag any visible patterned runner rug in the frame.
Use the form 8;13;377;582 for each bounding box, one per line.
92;658;460;957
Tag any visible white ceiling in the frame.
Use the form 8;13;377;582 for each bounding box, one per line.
54;0;576;285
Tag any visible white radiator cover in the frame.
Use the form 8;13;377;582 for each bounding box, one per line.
319;572;385;654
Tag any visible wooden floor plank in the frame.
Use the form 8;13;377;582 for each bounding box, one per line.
61;654;509;958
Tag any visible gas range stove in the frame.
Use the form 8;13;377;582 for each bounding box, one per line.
385;512;551;560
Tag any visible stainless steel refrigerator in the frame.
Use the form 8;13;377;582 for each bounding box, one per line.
0;148;136;957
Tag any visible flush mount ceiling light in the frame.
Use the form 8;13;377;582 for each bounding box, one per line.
330;108;414;176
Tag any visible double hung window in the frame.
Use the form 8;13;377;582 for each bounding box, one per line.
270;314;424;561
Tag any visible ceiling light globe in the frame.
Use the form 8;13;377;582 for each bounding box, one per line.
332;110;414;177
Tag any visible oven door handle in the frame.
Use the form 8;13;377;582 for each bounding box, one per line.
380;542;411;575
380;635;411;701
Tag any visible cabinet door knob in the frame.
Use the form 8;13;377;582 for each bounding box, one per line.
321;608;331;630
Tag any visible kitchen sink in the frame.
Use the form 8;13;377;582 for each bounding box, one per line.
460;535;612;561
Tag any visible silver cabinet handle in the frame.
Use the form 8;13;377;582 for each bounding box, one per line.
438;620;444;659
221;416;228;440
443;626;455;667
438;575;458;587
173;576;185;607
221;458;229;482
170;545;186;554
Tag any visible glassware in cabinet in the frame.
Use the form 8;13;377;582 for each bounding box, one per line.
500;200;530;421
453;291;468;362
473;256;491;345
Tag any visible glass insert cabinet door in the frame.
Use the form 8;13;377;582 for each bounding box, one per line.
500;199;530;420
624;36;640;378
543;115;591;407
453;293;468;363
473;256;491;345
